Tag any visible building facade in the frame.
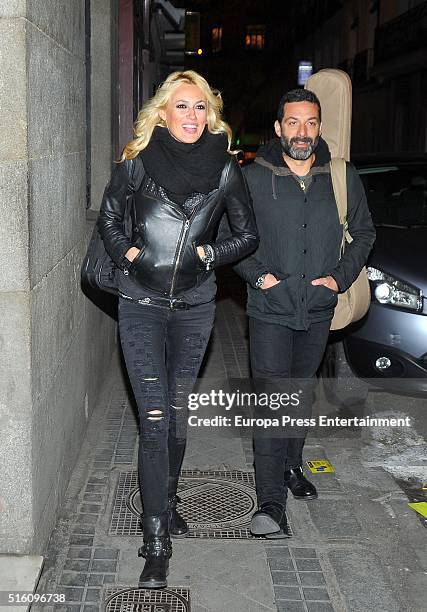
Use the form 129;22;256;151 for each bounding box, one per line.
290;0;427;154
186;0;427;154
0;0;183;555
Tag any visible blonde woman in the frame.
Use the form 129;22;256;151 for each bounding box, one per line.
98;70;258;588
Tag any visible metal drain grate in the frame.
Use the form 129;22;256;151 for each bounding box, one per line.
109;470;282;539
104;587;190;612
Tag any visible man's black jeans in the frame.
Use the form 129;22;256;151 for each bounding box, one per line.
249;316;331;506
119;297;215;515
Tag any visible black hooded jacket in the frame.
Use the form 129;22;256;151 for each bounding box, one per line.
234;137;376;330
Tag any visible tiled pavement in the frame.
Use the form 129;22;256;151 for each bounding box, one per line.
34;273;426;611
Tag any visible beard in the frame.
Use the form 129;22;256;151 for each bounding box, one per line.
280;135;319;160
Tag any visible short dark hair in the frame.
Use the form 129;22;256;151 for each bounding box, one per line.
277;88;321;123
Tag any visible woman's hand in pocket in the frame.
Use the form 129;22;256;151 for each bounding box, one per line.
260;273;281;290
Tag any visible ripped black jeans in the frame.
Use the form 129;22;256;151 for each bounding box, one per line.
118;297;215;515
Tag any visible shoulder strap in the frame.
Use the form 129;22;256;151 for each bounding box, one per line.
122;156;145;232
330;157;353;247
330;157;347;224
127;155;145;193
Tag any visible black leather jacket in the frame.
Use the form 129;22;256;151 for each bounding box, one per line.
97;155;259;298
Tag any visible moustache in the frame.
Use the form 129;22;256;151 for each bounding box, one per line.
290;137;313;145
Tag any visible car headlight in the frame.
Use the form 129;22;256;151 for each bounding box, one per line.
367;267;423;311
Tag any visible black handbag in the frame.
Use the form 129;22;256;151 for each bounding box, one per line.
81;157;144;294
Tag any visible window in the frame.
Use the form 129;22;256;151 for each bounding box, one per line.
245;25;265;50
212;26;223;53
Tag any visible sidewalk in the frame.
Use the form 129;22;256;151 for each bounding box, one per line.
33;281;426;612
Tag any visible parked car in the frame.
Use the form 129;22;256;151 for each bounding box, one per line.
321;154;427;404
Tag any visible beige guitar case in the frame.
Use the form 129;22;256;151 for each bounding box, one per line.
305;69;371;330
305;68;352;161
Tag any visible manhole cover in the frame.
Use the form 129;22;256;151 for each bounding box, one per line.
110;470;269;538
128;479;256;528
105;587;190;612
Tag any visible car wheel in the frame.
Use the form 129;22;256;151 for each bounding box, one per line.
320;341;369;406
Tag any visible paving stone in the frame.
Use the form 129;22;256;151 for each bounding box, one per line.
291;547;318;559
268;557;295;571
306;603;335;612
87;477;108;485
103;574;116;584
88;575;104;586
93;461;111;469
59;572;88;587
83;607;101;612
80;504;101;513
53;606;81;611
91;560;118;573
80;504;102;514
299;573;326;587
83;494;103;503
302;587;330;601
328;549;400;611
62;587;83;602
271;571;299;586
84;589;100;602
265;546;291;558
295;559;322;572
274;586;302;600
85;484;106;493
69;535;94;546
93;548;119;559
308;500;362;537
63;560;90;572
72;525;96;535
67;548;92;560
276;601;306;611
75;514;98;525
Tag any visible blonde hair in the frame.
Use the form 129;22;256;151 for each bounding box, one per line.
121;70;233;161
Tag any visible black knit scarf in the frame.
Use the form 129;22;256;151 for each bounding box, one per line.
140;126;229;204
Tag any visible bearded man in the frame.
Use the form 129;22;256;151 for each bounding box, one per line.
234;88;375;537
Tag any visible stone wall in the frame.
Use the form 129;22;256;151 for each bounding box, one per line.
0;0;117;554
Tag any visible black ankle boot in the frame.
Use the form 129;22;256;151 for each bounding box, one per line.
284;466;318;500
168;476;189;537
138;512;172;589
168;494;189;537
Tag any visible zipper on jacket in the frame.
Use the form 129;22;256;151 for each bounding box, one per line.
170;219;190;296
169;198;207;297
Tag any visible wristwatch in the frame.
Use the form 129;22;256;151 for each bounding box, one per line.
255;273;267;289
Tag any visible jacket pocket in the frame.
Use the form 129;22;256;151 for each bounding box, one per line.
191;241;206;272
259;276;295;316
307;283;337;314
128;247;145;272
